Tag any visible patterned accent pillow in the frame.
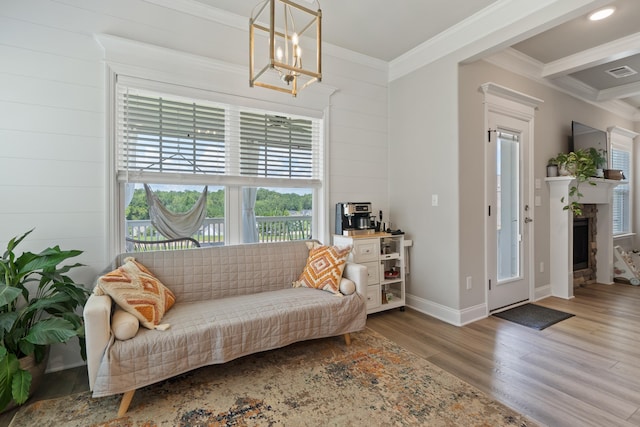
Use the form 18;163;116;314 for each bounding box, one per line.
96;257;176;330
293;242;352;295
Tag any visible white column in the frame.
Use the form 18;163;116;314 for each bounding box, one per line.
547;177;574;299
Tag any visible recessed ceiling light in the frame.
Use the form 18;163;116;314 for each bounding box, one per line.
589;7;615;21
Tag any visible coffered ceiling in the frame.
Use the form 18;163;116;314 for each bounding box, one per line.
189;0;639;117
511;0;640;112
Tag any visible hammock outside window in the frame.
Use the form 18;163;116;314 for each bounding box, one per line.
144;184;208;240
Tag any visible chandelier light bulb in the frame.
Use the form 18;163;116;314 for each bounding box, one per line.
292;33;299;46
276;46;283;61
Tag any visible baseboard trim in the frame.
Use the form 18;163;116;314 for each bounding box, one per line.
406;293;487;326
534;284;552;301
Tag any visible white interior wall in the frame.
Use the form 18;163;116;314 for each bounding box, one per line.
0;0;389;372
387;0;613;326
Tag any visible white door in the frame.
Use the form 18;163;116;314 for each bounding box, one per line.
487;112;532;311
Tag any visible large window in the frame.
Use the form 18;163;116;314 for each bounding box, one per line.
610;129;634;236
114;81;324;250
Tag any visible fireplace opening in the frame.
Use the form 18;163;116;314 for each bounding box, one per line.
573;218;589;271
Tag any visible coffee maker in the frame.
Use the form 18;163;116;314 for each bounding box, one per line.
335;202;375;235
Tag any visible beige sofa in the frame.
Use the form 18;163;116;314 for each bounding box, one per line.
83;240;367;415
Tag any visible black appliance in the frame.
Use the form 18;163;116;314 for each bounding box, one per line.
335;202;375;235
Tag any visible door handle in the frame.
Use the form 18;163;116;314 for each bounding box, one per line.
524;217;533;223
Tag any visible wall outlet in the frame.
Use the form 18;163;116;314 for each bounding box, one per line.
431;194;439;206
466;276;472;290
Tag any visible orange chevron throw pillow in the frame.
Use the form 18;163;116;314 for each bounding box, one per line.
96;257;176;330
293;242;351;295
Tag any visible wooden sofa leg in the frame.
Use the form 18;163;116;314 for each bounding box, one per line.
118;390;136;417
344;333;351;345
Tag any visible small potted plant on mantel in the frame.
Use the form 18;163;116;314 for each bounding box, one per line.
550;148;597;216
0;229;88;412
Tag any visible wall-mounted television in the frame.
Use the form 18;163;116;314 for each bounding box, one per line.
570;120;608;166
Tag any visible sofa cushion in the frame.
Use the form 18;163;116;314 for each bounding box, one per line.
293;243;351;295
96;257;176;330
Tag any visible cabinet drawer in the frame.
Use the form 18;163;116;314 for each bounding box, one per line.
366;284;381;309
353;239;380;262
362;261;379;285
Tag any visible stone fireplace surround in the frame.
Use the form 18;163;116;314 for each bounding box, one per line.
546;177;620;299
572;204;597;286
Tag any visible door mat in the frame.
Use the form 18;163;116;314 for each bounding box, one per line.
493;303;574;330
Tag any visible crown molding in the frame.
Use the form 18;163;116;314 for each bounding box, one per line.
388;0;611;82
484;48;639;121
480;82;544;109
142;0;388;72
143;0;247;31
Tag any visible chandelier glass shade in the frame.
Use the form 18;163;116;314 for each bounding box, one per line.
250;0;322;97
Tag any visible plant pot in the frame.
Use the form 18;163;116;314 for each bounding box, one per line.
546;165;558;177
1;348;49;413
558;164;571;176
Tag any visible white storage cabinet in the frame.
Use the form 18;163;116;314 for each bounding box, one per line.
334;234;405;314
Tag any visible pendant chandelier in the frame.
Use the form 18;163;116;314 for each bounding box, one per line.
250;0;322;97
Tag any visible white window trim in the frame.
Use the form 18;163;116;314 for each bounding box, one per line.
98;35;337;260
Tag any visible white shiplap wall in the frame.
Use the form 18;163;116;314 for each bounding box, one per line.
0;0;389;371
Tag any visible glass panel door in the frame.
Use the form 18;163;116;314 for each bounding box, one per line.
497;131;520;281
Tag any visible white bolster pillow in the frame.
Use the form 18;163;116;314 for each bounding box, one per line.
112;306;140;340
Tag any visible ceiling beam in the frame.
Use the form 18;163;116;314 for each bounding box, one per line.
597;80;640;101
542;32;640;79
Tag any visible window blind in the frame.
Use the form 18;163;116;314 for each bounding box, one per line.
611;148;630;234
116;85;322;187
240;112;314;178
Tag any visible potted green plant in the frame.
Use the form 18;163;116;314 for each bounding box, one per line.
553;149;597;215
0;229;88;412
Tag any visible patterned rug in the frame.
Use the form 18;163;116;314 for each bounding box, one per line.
10;329;536;427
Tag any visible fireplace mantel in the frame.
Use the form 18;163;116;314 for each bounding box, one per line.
546;177;620;299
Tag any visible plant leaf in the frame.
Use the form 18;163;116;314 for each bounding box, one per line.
0;353;19;411
2;229;34;261
23;318;77;345
11;369;31;405
17;249;82;277
0;285;21;308
0;312;18;336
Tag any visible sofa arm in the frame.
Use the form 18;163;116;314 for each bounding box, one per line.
83;294;113;391
343;262;367;297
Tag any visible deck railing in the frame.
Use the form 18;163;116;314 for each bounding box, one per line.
126;215;312;246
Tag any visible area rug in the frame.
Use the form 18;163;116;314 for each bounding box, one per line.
493;303;575;330
10;328;536;427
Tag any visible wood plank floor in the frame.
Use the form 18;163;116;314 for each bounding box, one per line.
368;282;640;427
1;282;638;426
